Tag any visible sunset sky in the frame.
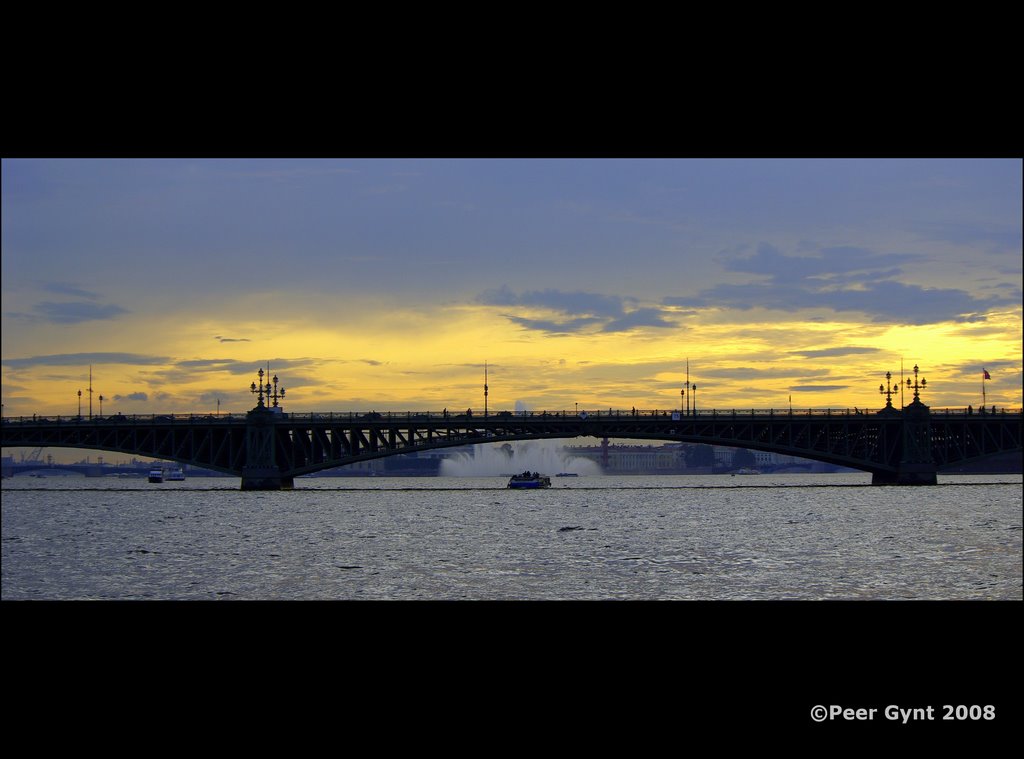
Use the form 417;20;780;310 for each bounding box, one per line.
2;158;1021;425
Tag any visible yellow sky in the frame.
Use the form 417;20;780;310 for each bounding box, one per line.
3;294;1020;418
5;158;1020;471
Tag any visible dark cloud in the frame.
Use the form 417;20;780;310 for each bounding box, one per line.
8;301;130;324
505;315;605;335
171;358;320;379
195;390;238;406
3;353;170;369
952;361;1018;378
176;359;251;372
667;243;1005;324
719;243;922;282
700;366;833;381
789;385;849;392
479;286;625;319
914;221;1022;253
602;308;675;332
482;286;677;334
43;303;126;323
788;347;882;358
113;392;148;401
40;283;101;300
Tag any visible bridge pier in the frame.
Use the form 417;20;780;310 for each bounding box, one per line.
240;467;294;490
241;406;293;490
871;464;938;486
871;397;938;485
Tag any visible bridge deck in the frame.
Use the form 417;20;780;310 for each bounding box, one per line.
4;408;1021;488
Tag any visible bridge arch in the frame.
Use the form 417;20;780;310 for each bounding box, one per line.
3;407;1021;488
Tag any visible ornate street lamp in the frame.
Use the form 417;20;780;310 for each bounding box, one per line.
251;367;285;409
906;364;927;402
691;383;697;416
269;373;285;407
99;394;105;416
879;371;899;409
685;359;690;416
78;389;82;418
251;368;266;407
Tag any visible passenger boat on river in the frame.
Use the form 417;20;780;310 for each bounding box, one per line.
507;471;552;489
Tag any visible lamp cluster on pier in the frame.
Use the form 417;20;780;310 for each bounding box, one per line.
250;367;285;409
879;371;899;409
906;364;927;402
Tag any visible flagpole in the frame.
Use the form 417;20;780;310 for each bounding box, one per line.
900;358;904;409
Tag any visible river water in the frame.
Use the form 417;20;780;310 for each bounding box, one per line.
3;472;1020;600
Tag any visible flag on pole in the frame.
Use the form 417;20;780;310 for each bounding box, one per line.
983;368;991;380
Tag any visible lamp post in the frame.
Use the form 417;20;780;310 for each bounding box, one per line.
99;395;104;416
681;386;685;415
685;359;690;416
879;371;899;410
251;367;285;408
251;368;265;407
269;373;285;407
691;383;697;416
78;389;82;418
906;364;926;403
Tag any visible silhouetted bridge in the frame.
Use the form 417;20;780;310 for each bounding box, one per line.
3;402;1020;489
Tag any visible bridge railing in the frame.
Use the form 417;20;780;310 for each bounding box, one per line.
3;407;1021;425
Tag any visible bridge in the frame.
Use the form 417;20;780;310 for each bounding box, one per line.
2;387;1020;490
2;366;1021;489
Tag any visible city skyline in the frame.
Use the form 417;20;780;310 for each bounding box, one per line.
2;158;1021;421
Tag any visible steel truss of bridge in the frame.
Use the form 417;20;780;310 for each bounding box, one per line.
2;405;1021;489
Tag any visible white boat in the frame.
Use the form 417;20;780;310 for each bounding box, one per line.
148;466;165;483
166;466;185;481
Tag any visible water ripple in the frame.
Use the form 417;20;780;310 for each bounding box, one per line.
2;474;1021;600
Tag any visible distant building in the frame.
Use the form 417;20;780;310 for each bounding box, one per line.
565;443;702;474
564;442;850;474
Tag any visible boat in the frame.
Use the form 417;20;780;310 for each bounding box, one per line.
555;472;579;477
732;468;761;475
508;471;552;489
166;466;185;481
148;466;165;483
